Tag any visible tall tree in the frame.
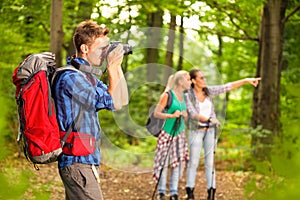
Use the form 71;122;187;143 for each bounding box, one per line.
163;14;176;85
146;8;163;82
65;0;98;57
50;0;63;67
177;15;184;71
251;1;300;160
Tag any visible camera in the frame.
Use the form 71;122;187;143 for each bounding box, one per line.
107;41;133;56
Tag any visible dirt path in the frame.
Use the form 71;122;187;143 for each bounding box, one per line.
23;162;250;200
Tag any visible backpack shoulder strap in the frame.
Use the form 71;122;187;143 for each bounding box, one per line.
165;90;172;110
61;106;85;146
51;66;87;145
51;65;84;86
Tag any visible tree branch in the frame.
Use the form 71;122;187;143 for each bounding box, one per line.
204;0;258;42
225;11;254;41
188;26;259;42
39;22;50;35
282;5;300;25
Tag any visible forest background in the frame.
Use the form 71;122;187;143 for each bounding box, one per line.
0;0;300;199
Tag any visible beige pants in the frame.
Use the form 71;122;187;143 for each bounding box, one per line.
59;163;103;200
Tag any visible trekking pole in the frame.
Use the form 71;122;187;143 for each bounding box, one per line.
209;125;217;200
151;117;181;200
202;124;217;200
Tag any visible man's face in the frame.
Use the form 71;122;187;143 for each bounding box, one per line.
86;36;109;66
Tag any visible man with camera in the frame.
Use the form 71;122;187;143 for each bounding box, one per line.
53;20;128;200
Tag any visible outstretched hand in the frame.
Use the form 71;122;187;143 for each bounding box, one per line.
246;77;261;87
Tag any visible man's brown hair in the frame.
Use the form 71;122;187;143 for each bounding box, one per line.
73;20;109;54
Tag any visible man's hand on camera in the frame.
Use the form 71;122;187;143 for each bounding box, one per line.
107;44;124;70
106;43;128;109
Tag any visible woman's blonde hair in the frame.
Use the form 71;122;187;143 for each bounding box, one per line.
164;70;188;92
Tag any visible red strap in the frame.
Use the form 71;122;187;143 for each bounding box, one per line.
25;133;50;152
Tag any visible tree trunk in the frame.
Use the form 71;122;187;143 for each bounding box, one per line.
163;14;176;86
122;2;133;75
251;0;287;160
66;1;96;57
177;16;184;71
146;10;163;82
50;0;63;67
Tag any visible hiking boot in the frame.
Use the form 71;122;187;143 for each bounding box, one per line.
170;194;178;200
207;188;216;200
186;187;194;199
158;193;165;200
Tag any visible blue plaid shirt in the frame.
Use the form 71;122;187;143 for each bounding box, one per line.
54;58;114;168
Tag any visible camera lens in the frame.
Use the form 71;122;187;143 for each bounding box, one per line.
122;44;133;55
107;41;133;57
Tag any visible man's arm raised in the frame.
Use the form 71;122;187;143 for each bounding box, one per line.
107;44;129;110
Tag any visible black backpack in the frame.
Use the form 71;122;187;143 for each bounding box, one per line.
146;91;172;137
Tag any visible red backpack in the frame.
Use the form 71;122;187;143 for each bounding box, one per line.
12;52;96;168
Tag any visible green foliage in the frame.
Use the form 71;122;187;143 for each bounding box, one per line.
0;1;300;197
1;0;51;47
0;67;18;159
0;99;10;160
0;159;57;200
0;167;32;199
215;40;258;77
245;84;300;199
194;0;262;40
217;123;252;171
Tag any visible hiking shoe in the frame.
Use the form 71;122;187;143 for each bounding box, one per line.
186;187;194;199
170;194;178;200
158;193;165;200
207;188;216;200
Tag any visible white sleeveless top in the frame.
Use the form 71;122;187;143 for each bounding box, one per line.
198;98;212;125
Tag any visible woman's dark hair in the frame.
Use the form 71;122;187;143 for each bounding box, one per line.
189;69;210;96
